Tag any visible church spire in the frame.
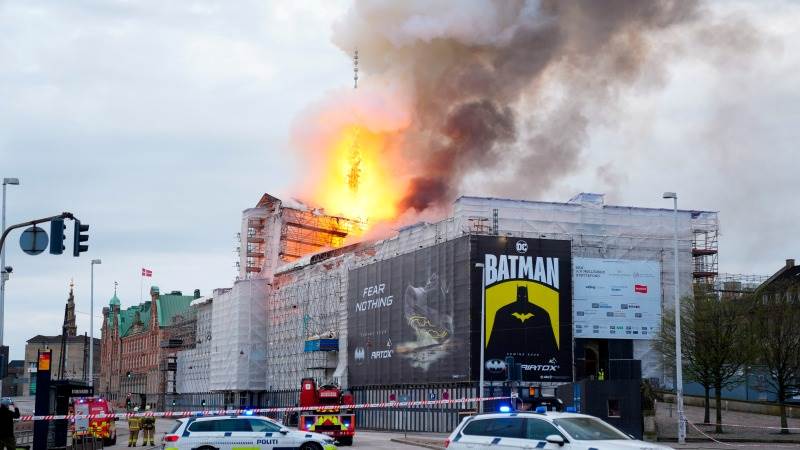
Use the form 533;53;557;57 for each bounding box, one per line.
64;280;77;337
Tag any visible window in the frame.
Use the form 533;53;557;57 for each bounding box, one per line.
168;421;183;434
188;420;218;432
607;399;622;418
524;418;562;441
552;417;628;441
217;419;252;432
248;419;281;433
462;418;522;438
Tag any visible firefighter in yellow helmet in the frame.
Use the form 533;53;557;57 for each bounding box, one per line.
127;406;141;447
141;405;156;446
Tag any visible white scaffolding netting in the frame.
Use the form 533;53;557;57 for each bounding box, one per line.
176;300;213;393
210;279;269;391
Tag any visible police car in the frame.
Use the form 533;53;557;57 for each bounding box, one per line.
445;409;674;450
162;415;337;450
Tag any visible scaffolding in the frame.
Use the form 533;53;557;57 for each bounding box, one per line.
691;211;720;286
261;193;717;390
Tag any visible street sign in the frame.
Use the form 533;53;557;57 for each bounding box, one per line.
19;226;48;255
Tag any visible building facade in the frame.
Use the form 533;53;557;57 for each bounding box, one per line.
21;284;100;395
98;286;199;407
175;296;213;393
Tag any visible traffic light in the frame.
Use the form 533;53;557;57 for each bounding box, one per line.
201;399;207;408
72;219;89;257
126;371;131;378
49;218;66;255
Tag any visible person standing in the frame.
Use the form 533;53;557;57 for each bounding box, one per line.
127;406;141;447
0;399;20;450
141;405;156;446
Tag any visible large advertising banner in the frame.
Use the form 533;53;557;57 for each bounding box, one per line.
473;237;573;382
573;258;662;339
347;237;471;386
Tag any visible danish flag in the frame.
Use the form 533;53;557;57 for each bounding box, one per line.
141;268;153;277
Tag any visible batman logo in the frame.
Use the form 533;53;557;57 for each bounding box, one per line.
485;359;507;373
511;312;534;323
354;347;365;361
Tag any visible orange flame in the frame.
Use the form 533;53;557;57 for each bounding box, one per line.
308;124;407;227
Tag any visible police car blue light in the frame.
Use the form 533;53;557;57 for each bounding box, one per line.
498;405;512;413
535;406;547;414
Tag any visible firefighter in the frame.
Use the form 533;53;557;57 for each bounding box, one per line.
127;406;141;447
141;405;156;446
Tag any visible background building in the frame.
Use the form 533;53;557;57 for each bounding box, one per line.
99;286;200;408
21;284;100;396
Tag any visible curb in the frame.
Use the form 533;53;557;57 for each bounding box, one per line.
389;438;445;450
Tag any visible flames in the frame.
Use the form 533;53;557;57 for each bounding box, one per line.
307;124;407;228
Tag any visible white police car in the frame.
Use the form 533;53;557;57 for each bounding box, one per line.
162;415;336;450
445;408;674;450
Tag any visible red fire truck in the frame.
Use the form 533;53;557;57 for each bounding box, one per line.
297;378;355;446
71;397;117;445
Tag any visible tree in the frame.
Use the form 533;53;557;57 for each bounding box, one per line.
654;289;753;432
748;280;800;434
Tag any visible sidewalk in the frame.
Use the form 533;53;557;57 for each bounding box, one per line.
657;401;800;444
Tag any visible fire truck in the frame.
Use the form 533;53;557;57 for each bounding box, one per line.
297;378;355;446
71;397;117;445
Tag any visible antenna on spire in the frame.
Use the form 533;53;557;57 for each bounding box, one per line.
353;49;359;89
114;281;118;295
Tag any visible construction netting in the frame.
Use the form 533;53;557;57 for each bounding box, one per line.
209;279;269;391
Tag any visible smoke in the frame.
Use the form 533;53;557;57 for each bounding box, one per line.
330;0;703;212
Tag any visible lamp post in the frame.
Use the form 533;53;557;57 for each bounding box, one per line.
90;259;102;386
0;177;20;351
475;262;486;413
663;191;685;444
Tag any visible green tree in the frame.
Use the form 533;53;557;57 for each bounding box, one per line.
654;289;753;432
748;281;800;434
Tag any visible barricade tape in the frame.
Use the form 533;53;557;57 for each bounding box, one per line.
15;395;512;422
692;421;800;431
687;420;800;448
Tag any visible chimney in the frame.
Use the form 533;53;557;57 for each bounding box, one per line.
787;259;796;268
194;289;201;299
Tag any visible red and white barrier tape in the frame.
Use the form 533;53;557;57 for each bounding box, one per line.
16;395;511;422
687;420;800;448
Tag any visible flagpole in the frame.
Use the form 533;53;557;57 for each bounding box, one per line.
139;269;143;303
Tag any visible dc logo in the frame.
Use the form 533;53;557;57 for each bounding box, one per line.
515;240;528;254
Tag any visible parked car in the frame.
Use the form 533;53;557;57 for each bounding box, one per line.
445;409;674;450
162;415;337;450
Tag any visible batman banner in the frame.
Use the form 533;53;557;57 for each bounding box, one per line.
472;237;573;382
347;237;471;386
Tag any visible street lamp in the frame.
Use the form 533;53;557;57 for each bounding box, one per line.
475;262;486;413
663;191;685;444
0;177;20;350
89;259;101;386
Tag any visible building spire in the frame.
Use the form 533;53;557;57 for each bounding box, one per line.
353;49;359;89
64;280;77;337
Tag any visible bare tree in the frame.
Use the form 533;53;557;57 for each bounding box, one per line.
748;280;800;434
654;289;753;432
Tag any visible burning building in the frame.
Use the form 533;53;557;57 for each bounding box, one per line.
238;193;362;280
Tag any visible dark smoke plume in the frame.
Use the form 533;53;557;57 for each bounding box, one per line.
333;0;702;211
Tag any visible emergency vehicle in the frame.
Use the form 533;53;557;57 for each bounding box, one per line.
163;415;335;450
297;378;355;446
71;397;117;445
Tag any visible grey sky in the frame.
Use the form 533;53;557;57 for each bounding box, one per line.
1;0;799;360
